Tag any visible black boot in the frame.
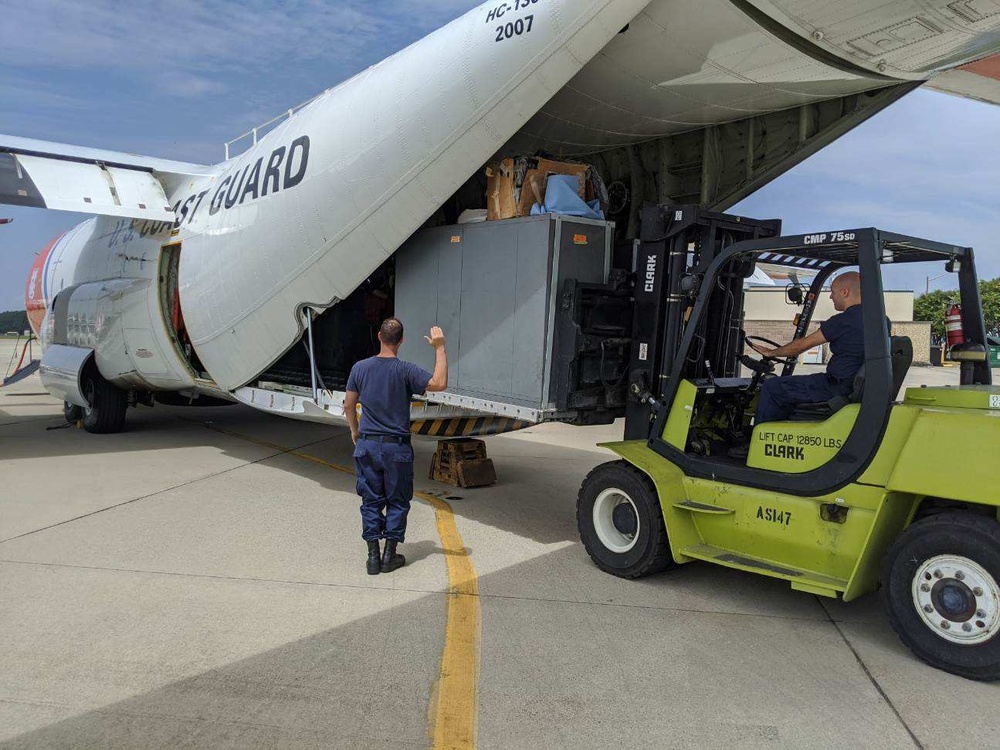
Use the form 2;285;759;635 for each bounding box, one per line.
366;540;381;576
381;539;405;573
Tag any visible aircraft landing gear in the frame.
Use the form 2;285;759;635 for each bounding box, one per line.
80;362;128;434
63;401;82;424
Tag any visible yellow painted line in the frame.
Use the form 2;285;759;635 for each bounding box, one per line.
418;488;479;749
199;422;480;748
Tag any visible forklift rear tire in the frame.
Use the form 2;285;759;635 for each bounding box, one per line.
881;512;1000;681
577;460;676;579
80;362;128;434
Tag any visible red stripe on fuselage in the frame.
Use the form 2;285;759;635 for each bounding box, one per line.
25;233;63;336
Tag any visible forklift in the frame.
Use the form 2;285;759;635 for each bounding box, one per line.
576;206;1000;680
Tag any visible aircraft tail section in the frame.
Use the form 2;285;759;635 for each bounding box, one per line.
0;134;212;221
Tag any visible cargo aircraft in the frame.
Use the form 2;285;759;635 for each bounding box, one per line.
4;0;1000;433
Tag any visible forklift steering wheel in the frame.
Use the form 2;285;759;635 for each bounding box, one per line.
743;334;795;367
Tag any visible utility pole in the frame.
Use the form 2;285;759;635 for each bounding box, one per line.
925;272;950;294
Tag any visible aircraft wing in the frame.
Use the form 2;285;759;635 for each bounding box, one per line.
927;54;1000;105
0;134;212;221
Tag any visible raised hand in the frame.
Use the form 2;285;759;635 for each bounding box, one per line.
424;326;446;349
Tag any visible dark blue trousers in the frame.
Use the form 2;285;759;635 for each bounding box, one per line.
353;438;414;542
755;373;849;424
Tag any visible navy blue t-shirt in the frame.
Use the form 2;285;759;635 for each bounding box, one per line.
346;356;432;436
820;304;890;382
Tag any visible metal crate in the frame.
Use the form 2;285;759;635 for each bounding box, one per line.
395;214;613;421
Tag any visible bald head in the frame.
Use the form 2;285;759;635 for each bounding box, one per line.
830;271;861;312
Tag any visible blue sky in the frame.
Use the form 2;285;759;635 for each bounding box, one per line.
2;1;1000;311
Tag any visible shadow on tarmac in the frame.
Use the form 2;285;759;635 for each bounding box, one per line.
4;401;590;547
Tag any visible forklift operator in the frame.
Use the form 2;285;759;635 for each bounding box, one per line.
750;271;873;424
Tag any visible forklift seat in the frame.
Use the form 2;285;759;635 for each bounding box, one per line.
788;336;912;422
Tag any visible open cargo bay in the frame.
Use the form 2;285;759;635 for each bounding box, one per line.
241;214;632;429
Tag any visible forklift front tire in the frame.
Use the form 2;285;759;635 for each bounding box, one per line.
577;460;676;579
881;512;1000;681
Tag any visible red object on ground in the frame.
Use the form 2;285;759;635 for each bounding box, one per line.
13;339;29;373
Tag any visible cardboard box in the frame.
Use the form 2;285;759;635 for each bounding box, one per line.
486;157;590;221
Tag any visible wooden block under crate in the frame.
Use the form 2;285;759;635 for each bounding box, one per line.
437;438;487;463
456;458;496;488
429;438;496;487
428;451;450;481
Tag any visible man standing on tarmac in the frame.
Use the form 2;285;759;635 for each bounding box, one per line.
749;271;884;424
344;319;448;575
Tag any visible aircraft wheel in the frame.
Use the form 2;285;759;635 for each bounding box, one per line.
63;401;82;423
80;362;128;434
577;460;675;579
881;512;1000;681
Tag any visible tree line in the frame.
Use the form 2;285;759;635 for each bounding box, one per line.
0;310;29;334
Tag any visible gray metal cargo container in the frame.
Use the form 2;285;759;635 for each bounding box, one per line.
395;214;613;421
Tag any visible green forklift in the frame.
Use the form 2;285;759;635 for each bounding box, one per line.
576;206;1000;680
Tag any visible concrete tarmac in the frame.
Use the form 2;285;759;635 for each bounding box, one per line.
2;341;999;748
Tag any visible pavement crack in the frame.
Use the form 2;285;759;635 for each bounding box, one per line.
0;557;832;623
477;589;832;622
0;558;453;597
818;597;924;749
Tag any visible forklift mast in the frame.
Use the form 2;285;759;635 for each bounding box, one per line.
624;206;781;440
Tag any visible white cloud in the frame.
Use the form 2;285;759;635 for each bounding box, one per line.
0;1;481;80
735;87;1000;290
158;73;227;98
